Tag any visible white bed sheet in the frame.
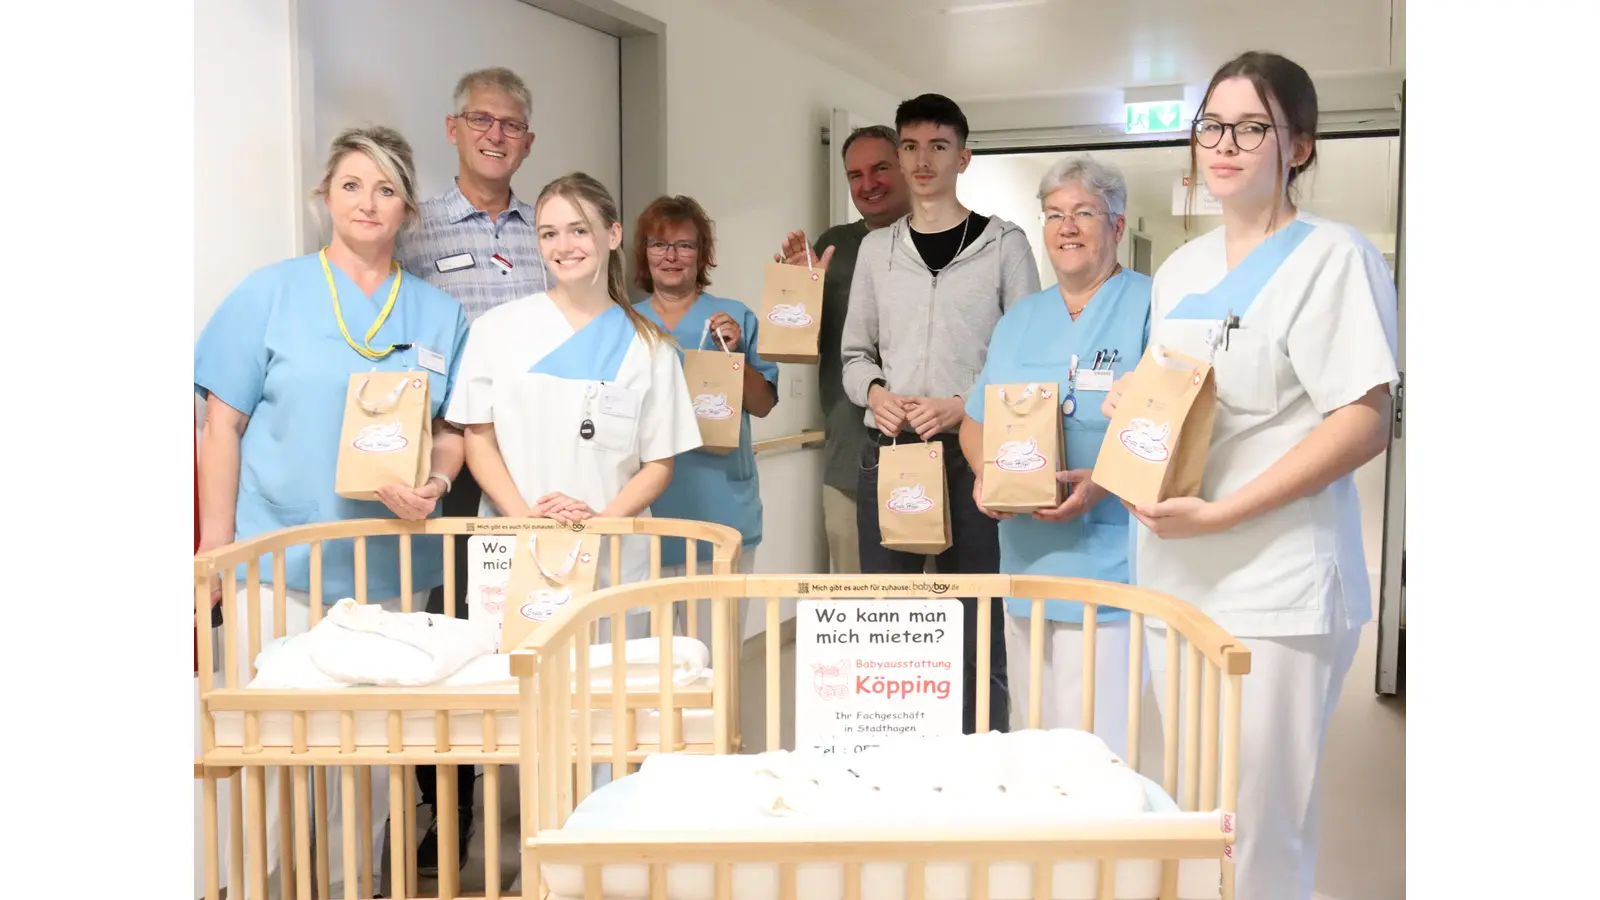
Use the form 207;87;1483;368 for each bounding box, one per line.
542;739;1224;900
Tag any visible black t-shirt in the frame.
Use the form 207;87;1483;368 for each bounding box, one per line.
909;211;986;273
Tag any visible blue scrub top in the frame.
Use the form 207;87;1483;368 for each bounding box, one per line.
964;269;1152;624
194;253;469;601
635;294;780;567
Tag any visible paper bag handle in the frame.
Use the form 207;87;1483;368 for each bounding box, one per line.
355;368;409;414
1150;344;1205;372
996;383;1047;409
777;240;815;276
697;321;735;356
528;533;582;586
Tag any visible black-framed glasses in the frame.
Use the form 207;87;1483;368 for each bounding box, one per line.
646;239;698;256
1193;118;1274;151
457;110;530;140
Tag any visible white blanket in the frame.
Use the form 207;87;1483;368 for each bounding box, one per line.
249;620;712;692
303;598;498;686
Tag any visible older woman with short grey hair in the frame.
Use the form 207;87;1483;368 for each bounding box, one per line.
956;153;1153;757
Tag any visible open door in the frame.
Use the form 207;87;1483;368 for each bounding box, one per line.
829;108;876;226
1376;80;1406;696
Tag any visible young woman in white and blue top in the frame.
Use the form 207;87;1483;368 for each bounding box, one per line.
632;195;779;646
958;154;1151;759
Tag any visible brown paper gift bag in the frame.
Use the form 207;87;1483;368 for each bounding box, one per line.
682;326;745;456
877;441;953;555
980;381;1065;513
756;260;824;364
499;528;604;653
334;370;433;501
1090;347;1218;507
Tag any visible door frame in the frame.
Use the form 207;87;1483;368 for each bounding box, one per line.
1375;80;1406;696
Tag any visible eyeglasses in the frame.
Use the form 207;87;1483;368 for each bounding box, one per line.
1040;209;1110;229
646;240;698;256
457;111;530;140
1193;118;1275;151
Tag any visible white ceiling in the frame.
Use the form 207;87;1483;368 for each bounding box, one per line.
767;0;1404;103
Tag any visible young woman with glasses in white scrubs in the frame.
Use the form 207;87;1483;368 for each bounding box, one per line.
1104;52;1399;900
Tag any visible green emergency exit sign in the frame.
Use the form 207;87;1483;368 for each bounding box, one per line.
1125;100;1184;134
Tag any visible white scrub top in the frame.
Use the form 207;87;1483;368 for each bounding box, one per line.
445;293;703;585
1136;214;1398;638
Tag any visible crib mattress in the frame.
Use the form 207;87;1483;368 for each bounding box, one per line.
542;749;1224;900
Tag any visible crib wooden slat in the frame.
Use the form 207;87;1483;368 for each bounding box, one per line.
246;558;262;681
341;711;356;754
976;596;992;733
519;651;541;900
1097;859;1117;900
713;593;730;754
389;766;408;900
576;626;593;802
202;776;220;900
1082;603;1099;733
1200;660;1219;811
1182;641;1202;811
341;766;358;900
1221;672;1243;900
309;542;325;620
1158;860;1178;899
650;862;667;900
314;768;331;897
485;764;502;900
294;766;312;900
1163;628;1180;798
557;638;574;821
765;596;780;753
278;766;296;899
354;536;368;605
400;532;414;612
439;762;460;899
1028;598;1045;729
585;864;604;900
659;602;676;752
405;766;418;897
907;861;926;900
686;540;699;638
222;576;239;688
227;774;244;900
971;860;990;900
779;862;797;900
1032;860;1049;900
844;861;862;900
389;711;402;754
443;530;455;616
293;711;308;754
612;604;628;777
273;553;287;639
1127;612;1145;772
247;767;268;900
358;767;374;899
714;861;732;900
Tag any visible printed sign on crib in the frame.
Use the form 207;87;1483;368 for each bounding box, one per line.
794;598;964;754
465;535;515;645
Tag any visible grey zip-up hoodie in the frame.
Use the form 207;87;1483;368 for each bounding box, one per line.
840;213;1041;428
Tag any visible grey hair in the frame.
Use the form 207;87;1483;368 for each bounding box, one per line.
454;67;532;121
314;126;421;228
1036;154;1127;218
840;124;898;162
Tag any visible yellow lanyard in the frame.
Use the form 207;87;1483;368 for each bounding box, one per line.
321;247;405;361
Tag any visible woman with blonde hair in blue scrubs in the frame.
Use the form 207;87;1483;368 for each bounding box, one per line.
631;195;779;643
958;154;1150;759
1105;52;1398;900
194;125;469;896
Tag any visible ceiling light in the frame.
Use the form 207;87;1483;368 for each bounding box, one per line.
941;0;1048;14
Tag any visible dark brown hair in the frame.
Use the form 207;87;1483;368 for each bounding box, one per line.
1186;51;1319;229
534;172;664;346
631;195;717;294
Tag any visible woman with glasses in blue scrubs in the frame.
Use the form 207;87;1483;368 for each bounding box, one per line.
193;125;469;896
631;195;779;645
957;154;1150;759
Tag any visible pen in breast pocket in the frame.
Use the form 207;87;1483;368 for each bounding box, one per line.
1091;350;1104;371
1106;350;1119;369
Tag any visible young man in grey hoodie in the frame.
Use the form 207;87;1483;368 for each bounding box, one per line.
839;93;1041;734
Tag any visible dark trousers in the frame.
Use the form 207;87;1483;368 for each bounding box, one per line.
856;431;1010;734
416;467;481;820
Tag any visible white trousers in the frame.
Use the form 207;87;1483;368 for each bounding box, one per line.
1146;624;1360;900
1002;615;1147;760
209;583;427;898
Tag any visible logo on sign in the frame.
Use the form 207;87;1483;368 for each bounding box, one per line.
352;421;409;454
767;301;813;328
810;659;851;699
994;436;1047;473
885;484;935;514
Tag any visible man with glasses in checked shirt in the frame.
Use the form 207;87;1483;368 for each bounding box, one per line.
393;65;547;878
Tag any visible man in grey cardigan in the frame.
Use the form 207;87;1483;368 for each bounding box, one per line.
840;93;1040;734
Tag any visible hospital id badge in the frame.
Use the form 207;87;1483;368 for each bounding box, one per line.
417;346;447;375
1076;368;1114;392
598;385;640;419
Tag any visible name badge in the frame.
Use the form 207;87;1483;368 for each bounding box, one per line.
417;346;447;375
435;253;475;273
491;254;513;272
1076;369;1115;393
598;385;640;419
